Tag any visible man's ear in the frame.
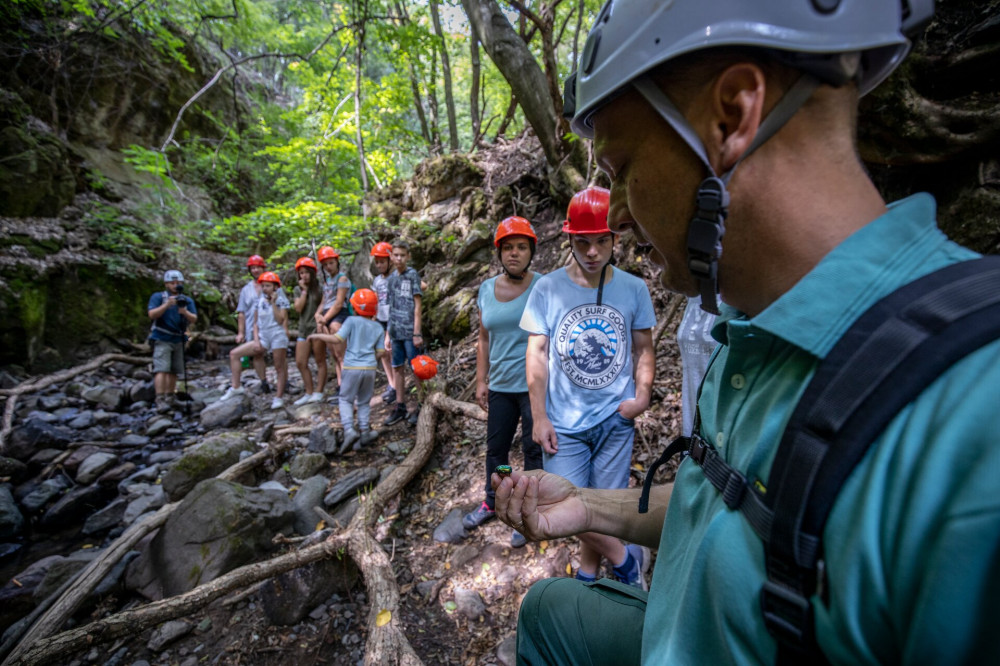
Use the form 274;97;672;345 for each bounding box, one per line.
705;63;767;174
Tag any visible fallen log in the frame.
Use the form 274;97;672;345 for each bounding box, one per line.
7;392;485;666
1;441;292;665
0;354;150;453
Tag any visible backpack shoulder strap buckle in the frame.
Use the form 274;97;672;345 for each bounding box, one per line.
760;579;814;650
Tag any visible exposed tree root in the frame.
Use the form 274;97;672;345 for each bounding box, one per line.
5;391;482;666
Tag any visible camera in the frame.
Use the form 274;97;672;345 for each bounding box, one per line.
174;284;188;307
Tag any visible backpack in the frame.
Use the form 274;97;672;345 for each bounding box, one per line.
639;256;1000;664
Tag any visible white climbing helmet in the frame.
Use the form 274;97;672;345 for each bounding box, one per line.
566;0;934;138
163;270;184;282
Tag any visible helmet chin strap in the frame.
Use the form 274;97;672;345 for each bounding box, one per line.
632;74;819;315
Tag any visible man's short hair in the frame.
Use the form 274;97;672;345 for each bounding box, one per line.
392;240;410;252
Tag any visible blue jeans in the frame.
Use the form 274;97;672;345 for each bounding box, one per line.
390;338;420;368
544;411;635;489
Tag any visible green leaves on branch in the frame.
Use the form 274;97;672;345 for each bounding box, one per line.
209;201;375;263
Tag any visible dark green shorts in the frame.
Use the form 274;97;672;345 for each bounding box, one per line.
517;577;647;665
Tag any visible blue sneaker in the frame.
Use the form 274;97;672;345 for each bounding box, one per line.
613;544;650;591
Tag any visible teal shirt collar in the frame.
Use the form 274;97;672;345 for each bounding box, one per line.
713;194;973;359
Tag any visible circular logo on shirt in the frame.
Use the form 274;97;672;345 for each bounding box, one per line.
555;304;628;389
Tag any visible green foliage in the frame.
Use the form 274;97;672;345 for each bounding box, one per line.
209;201;375;262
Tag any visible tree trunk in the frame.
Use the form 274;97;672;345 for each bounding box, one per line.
429;0;459;151
427;49;442;153
469;28;483;145
407;62;433;147
460;0;584;195
353;15;370;193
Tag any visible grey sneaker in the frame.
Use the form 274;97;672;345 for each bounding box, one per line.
381;387;396;404
406;405;421;425
462;501;496;529
340;428;360;453
360;429;379;446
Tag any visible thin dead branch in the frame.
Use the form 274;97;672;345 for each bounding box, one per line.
0;354;150;452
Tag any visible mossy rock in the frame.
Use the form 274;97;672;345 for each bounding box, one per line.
411;154;483;208
0;126;75;217
161;432;256;501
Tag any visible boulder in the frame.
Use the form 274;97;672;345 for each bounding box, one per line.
128;380;156;404
0;486;24;538
0;555;63;629
7;418;74;460
452;587;486;621
39;482;115;530
307;424;340;456
161;432;255;501
323;467;379;508
145;417;173;437
81;385;127;411
259;530;359;626
123;483;167;524
67;411;94;429
433;508;467;544
199;394;251;430
31;549;99;602
147;620;193;652
75;451;119;484
0;456;28;482
20;477;69;514
288;451;327;479
119;433;151;446
292;475;328;535
82;497;127;534
97;461;137;485
140;478;295;597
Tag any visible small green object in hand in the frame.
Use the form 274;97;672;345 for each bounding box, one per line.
495;465;512;478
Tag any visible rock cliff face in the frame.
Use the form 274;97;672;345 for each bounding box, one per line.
1;0;998;372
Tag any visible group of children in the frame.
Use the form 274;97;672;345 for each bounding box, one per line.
220;239;427;448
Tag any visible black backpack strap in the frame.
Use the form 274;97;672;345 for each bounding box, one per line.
638;256;1000;663
763;256;1000;663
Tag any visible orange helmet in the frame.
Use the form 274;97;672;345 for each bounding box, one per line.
494;217;537;247
246;255;266;268
563;187;611;235
295;257;317;271
317;246;339;262
350;288;378;317
257;271;281;284
370;241;393;258
411;355;439;381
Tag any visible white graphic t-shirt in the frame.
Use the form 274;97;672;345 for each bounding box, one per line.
520;266;656;433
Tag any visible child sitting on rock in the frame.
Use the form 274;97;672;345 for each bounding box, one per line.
309;288;385;451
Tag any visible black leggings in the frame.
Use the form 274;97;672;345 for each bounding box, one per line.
484;390;543;509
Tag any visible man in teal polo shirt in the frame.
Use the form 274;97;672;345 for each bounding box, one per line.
492;1;1000;664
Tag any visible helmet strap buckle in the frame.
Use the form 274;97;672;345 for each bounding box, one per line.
687;177;728;315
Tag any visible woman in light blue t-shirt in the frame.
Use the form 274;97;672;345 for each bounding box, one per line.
462;217;544;548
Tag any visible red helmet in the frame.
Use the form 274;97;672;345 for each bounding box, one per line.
295;257;317;271
563;187;611;235
350;288;378;317
495;217;538;247
317;246;339;262
246;255;266;268
411;355;439;381
257;271;281;284
370;241;393;258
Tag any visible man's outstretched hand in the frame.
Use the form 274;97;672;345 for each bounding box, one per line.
492;470;588;542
